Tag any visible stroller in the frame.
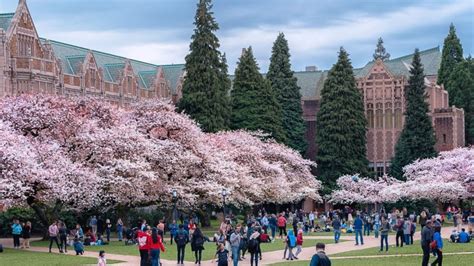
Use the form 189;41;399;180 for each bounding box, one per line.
125;227;138;245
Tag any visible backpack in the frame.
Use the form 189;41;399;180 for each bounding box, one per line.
247;238;258;253
176;232;187;246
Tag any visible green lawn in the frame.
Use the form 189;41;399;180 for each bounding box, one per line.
272;253;474;266
0;248;122;266
31;238;341;262
332;240;474;257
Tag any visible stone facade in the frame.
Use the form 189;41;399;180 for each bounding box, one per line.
0;0;185;104
298;49;465;176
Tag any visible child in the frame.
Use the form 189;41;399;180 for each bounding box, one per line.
214;243;229;266
73;237;84;255
294;229;303;259
285;229;297;260
97;250;106;266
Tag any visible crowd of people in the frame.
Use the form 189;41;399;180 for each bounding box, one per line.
7;205;474;266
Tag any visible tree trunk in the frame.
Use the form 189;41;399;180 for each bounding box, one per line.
27;197;50;240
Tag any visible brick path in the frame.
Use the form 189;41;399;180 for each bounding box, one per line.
0;227;456;266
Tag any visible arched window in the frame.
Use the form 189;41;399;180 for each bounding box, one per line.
394;108;402;128
375;103;383;128
367;109;374;128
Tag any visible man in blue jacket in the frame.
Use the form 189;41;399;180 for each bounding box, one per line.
353;215;364;245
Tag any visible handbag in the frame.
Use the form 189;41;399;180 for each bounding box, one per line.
429;239;437;250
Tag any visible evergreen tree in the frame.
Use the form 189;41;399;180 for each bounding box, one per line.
373;37;390;61
177;0;230;132
390;49;437;180
231;47;286;142
438;23;464;88
316;48;368;192
267;33;307;153
447;58;474;145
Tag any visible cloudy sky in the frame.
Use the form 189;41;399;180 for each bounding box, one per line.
1;0;473;72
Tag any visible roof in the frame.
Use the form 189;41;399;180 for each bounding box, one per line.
294;70;327;99
40;39;184;92
0;13;14;31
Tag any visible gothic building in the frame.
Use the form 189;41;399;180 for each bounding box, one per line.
0;0;185;104
298;48;465;176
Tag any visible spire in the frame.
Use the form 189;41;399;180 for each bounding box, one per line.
19;0;26;5
373;37;390;61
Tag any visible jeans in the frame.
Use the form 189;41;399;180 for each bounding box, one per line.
404;234;410;245
432;248;442;266
250;252;258;266
374;225;379;238
49;236;60;251
396;231;404;247
195;249;202;264
177;245;185;264
150;248;160;266
232;246;239;266
286;247;295;259
140;249;149;266
13;234;20;248
334;229;341;243
421;245;430;266
106;228;110;242
355;229;364;245
60;236;67;252
270;226;276;239
294;245;302;258
117;230;123;241
363;225;370;236
380;235;388;251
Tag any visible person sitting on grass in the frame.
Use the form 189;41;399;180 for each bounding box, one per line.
74;237;84;255
450;230;459;243
458;228;470;243
309;242;331;266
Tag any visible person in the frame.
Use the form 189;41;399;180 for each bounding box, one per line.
353;215;364;245
157;220;166;242
431;226;443;266
395;216;404;247
150;228;165;266
74;237;84;255
309;211;315;230
373;215;380;238
191;226;206;265
105;219;111;242
98;250;106;266
215;243;229;266
138;226;152;266
168;220;178;245
458;228;470;243
468;211;474;234
140;220;147;231
230;226;241;266
285;229;297;260
268;214;277;240
379;217;390;252
421;221;433;266
277;214;287;238
309;242;331;266
21;221;31;249
116;218;123;241
410;219;416;245
175;224;189;265
363;214;370;236
48;221;61;253
90;216;98;237
76;224;84;241
331;216;341;243
403;217;411;245
58;222;68;253
11;219;22;249
247;228;260;266
294;228;303;259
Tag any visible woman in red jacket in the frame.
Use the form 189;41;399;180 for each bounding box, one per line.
138;226;152;266
150;228;166;266
294;229;303;259
277;214;287;238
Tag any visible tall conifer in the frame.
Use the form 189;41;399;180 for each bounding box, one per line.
267;33;307;153
438;23;464;88
390;49;437;180
177;0;230;132
231;47;286;142
316;48;368;192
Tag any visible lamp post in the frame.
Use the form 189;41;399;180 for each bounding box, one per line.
172;189;178;222
221;189;227;219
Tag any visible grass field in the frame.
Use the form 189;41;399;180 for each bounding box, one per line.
0;248;122;266
31;238;343;262
272;253;474;266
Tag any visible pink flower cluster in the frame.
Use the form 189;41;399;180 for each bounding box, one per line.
0;95;321;210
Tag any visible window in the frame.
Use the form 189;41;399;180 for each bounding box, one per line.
394;109;402;128
385;109;393;129
375;103;383;128
443;134;447;144
127;76;132;93
90;69;96;88
367;109;374;128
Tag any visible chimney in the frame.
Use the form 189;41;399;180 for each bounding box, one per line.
305;66;317;72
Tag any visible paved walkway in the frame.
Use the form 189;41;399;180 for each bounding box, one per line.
0;227;456;266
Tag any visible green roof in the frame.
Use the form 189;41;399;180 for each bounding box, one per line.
0;13;14;31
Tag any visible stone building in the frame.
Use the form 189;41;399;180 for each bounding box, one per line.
0;0;185;104
298;47;465;176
